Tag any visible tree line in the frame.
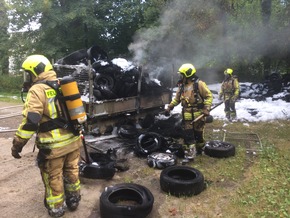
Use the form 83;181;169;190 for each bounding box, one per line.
1;0;289;83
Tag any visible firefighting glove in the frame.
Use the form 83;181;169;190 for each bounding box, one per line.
164;108;171;116
11;136;28;159
202;106;210;116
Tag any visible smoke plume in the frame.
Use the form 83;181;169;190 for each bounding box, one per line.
128;0;288;85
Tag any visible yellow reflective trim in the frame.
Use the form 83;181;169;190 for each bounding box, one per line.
42;171;64;208
16;129;34;139
65;180;81;192
45;89;57;98
183;112;193;120
38;135;80;149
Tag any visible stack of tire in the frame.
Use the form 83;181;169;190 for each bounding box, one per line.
55;45;168;101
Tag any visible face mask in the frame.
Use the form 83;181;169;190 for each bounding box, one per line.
224;74;230;80
22;70;33;92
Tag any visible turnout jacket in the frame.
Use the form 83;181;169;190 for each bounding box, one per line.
168;78;213;120
15;70;81;159
219;76;240;100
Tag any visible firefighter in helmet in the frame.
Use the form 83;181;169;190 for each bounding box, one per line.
11;55;82;217
165;63;213;160
218;68;240;121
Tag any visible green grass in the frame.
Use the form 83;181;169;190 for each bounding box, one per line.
0;74;24;103
199;120;290;218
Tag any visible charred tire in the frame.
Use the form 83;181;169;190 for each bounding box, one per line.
204;140;235;158
94;73;115;90
135;132;164;157
160;166;205;197
147;152;177;169
100;183;154;218
117;125;138;139
79;161;115;180
56;49;88;65
166;143;185;158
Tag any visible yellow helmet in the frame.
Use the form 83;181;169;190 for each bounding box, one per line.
178;63;196;78
224;68;233;75
22;55;53;77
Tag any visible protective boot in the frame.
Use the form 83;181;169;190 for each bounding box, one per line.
184;144;196;161
196;143;204;156
48;206;65;217
66;193;81;211
225;111;231;121
230;111;237;121
44;199;65;217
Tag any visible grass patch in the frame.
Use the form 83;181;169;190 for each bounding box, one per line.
0;92;23;103
196;120;290;218
0;74;23;103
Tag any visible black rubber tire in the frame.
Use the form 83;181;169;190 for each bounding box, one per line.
160;166;205;197
94;73;115;90
100;183;154;218
134;132;164;157
117;124;138;139
204;140;236;158
56;49;88;65
147;152;177;169
79;161;116;180
87;45;109;62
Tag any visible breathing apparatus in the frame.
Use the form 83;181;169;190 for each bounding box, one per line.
20;55;87;134
59;76;87;125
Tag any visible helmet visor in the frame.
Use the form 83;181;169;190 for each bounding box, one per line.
23;70;32;83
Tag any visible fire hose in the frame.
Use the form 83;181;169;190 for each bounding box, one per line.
190;101;223;124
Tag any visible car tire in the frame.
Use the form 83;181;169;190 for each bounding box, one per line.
94;73;115;90
56;49;88;65
99;183;154;218
117;124;138;139
147;152;177;169
79;161;116;180
160;166;205;197
204;140;236;158
134;132;164;157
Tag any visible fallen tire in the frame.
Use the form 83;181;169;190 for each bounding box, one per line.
204;140;236;158
160;166;205;197
100;183;154;218
79;152;116;180
147;152;177;169
117;124;138;139
134;132;164;157
79;161;116;180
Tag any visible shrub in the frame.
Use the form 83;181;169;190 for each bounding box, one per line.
0;75;23;93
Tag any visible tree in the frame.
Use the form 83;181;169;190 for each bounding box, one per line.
7;0;156;64
0;0;10;74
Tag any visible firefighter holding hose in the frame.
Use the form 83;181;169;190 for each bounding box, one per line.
165;63;213;160
11;55;84;217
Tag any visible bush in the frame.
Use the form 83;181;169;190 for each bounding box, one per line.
0;75;23;93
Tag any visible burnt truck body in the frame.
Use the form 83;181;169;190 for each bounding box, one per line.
53;63;172;134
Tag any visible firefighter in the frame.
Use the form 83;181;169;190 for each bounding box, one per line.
218;68;240;121
165;63;213;160
11;55;82;217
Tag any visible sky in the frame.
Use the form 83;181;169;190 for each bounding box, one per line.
169;83;290;123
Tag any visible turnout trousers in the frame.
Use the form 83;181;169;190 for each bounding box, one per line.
38;148;81;209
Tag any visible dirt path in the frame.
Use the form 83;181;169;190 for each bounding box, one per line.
0;102;161;218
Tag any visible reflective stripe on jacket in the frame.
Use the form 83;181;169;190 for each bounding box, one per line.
169;79;213;109
16;71;81;158
219;76;240;99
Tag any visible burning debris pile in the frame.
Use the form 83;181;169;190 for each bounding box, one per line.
54;45;168;101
